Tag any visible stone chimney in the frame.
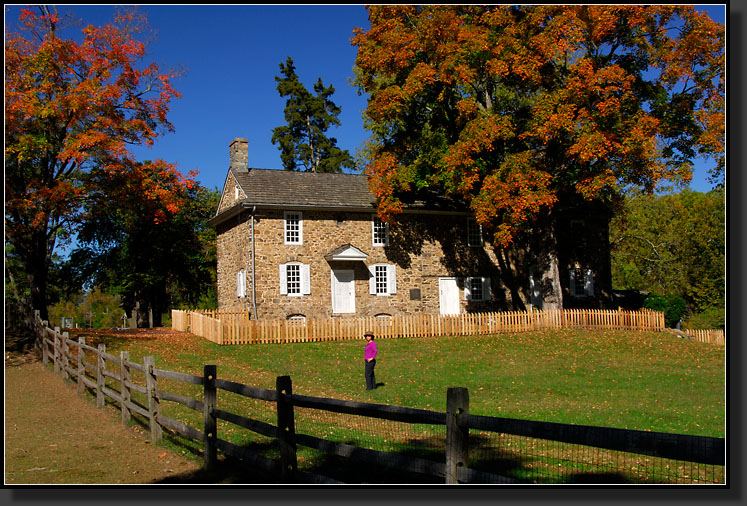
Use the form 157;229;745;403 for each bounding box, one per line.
229;138;249;171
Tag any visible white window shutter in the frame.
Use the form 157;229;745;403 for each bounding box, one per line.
569;269;576;296
301;264;311;295
369;265;377;295
279;264;287;295
483;277;492;301
388;264;397;295
585;269;594;296
464;277;472;300
236;270;244;298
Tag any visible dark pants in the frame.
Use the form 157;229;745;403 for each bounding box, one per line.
365;359;376;390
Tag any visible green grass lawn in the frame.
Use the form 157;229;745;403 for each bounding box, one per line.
70;326;725;483
90;327;725;438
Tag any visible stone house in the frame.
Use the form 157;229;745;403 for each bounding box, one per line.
208;138;613;321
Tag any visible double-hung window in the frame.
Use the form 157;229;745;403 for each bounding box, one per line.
369;264;397;296
372;216;389;246
279;263;310;296
284;211;303;245
569;268;594;297
468;219;483;247
464;277;491;301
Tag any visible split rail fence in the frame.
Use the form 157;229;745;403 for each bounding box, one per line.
172;308;667;346
32;312;724;484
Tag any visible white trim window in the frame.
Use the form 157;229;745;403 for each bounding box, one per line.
468;219;483;247
464;277;492;301
369;264;397;296
234;184;241;201
236;269;247;298
372;216;389;247
569;268;594;297
284;211;303;245
279;262;311;296
287;314;307;326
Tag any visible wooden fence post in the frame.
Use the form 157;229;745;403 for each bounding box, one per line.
96;343;106;408
203;364;217;471
120;351;131;424
446;387;470;484
41;325;50;366
61;331;70;379
53;327;60;373
144;356;162;444
276;375;297;481
77;337;85;394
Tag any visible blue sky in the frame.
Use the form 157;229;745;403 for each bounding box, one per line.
5;4;726;194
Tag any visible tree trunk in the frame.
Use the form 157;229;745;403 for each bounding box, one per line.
135;299;150;328
533;210;564;311
24;230;52;321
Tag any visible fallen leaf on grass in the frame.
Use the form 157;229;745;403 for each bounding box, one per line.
157;452;167;458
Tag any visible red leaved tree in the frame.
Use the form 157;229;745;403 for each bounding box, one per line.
352;5;724;308
5;6;195;319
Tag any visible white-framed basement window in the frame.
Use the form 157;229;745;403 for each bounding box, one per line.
236;269;247;298
464;277;491;301
284;211;303;245
369;264;397;296
569;268;594;297
468;219;483;247
372;216;389;246
287;314;307;327
279;262;310;296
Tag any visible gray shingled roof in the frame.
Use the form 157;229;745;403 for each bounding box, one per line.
209;168;470;227
233;168;377;208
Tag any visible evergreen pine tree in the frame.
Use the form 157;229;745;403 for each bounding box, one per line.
271;57;354;173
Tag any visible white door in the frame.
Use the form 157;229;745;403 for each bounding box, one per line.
439;277;460;316
331;269;355;314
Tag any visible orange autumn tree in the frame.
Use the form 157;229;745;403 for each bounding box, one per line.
352;5;724;308
5;7;194;319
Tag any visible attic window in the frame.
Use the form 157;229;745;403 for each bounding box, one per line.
235;184;240;200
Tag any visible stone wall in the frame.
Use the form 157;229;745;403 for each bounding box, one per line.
216;208;523;320
217;171;245;214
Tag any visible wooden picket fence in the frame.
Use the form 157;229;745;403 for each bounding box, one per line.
28;310;725;484
171;308;666;346
684;328;726;346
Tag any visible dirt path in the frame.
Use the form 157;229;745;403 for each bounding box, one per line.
4;356;203;484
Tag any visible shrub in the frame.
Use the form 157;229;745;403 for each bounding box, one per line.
683;305;725;330
643;293;686;328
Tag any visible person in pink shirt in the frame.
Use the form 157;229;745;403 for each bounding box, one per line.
364;330;377;390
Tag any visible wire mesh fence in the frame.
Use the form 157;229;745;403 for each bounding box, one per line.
292;405;447;483
34;320;725;485
467;430;725;484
